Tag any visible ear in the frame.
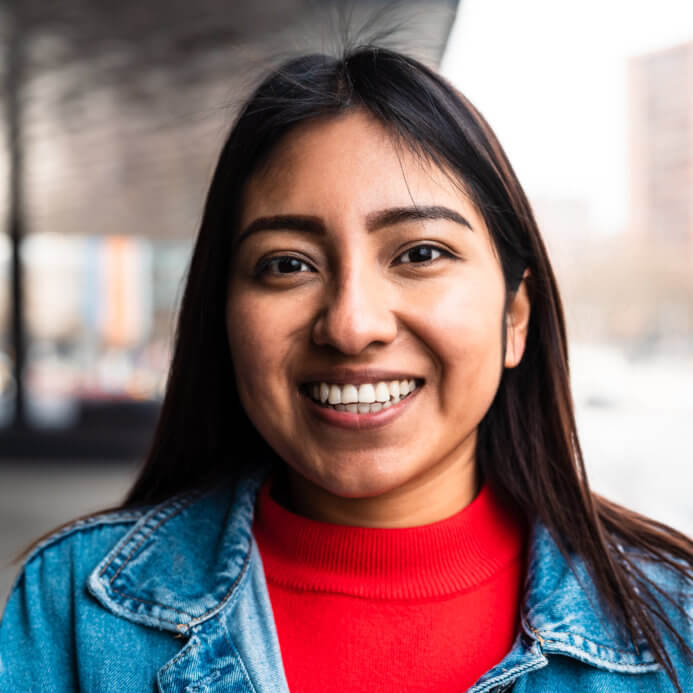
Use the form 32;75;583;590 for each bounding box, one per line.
504;270;531;369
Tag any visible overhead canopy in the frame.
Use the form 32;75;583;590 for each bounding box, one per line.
2;0;459;239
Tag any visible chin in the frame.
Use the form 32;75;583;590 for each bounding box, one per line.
304;457;418;500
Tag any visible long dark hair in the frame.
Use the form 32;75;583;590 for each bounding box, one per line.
124;47;693;687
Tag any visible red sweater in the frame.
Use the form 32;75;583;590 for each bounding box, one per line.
253;481;526;693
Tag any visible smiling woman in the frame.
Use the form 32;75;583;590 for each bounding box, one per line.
1;47;692;693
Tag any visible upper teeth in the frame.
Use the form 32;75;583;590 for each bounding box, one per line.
310;379;417;405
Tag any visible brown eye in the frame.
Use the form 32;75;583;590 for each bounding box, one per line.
260;256;314;275
397;245;446;265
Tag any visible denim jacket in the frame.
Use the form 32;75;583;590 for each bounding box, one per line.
1;469;691;692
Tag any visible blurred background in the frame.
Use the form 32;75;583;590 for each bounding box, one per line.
1;0;692;605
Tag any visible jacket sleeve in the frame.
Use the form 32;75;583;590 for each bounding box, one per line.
0;546;80;692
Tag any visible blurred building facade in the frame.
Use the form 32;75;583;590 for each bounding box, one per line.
545;39;693;351
629;41;693;257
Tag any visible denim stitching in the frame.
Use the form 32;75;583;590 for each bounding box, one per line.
158;636;201;674
95;489;251;629
222;624;257;692
29;512;143;563
540;631;654;657
472;657;547;692
98;492;201;582
182;542;252;629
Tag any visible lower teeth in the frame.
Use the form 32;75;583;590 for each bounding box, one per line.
314;390;413;413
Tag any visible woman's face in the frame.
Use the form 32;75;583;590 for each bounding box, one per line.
226;111;529;526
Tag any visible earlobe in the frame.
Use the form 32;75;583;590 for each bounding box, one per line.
504;271;531;369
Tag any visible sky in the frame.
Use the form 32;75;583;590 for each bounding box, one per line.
440;0;693;233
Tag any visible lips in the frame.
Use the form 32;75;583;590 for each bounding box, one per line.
301;378;422;429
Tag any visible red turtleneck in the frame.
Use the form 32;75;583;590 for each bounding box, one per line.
253;481;526;692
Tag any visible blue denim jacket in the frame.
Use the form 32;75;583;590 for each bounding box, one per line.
1;469;691;692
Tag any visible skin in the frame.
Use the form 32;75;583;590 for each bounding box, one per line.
226;110;530;528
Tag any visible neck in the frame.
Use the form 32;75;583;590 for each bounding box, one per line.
285;449;480;528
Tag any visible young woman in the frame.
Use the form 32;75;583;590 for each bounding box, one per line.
1;47;692;693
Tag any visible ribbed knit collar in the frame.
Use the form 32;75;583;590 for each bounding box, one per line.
253;479;526;600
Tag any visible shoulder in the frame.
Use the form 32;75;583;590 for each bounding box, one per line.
0;507;149;691
0;484;244;691
7;507;147;602
2;507;144;609
523;522;692;689
627;547;693;637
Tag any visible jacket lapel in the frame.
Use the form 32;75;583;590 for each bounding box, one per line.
87;469;288;693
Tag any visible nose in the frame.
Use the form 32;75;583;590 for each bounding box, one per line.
311;264;398;355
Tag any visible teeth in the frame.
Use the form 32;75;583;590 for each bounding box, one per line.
328;385;341;405
375;382;390;402
342;384;358;404
308;378;420;412
358;383;376;403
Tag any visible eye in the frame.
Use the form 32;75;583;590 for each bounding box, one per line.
257;255;315;276
396;244;449;265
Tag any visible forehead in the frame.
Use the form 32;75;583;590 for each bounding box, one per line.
240;110;484;228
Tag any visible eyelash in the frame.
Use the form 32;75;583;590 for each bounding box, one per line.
256;244;453;277
395;245;450;265
256;255;315;277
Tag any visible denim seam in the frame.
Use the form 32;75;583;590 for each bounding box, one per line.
221;625;257;693
158;634;201;674
528;616;656;661
99;492;202;583
540;631;654;658
29;512;143;562
103;548;246;626
540;641;661;673
182;543;252;630
9;512;144;598
471;656;547;692
93;490;252;630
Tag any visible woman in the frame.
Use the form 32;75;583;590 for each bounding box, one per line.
1;47;692;692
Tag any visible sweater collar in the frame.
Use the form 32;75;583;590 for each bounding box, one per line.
254;478;526;600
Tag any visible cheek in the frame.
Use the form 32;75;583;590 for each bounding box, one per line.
226;288;310;424
413;274;505;401
226;293;282;408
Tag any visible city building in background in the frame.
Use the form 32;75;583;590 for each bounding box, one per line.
623;41;693;349
629;40;693;255
0;0;460;457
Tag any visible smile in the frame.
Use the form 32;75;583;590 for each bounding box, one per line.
306;379;421;414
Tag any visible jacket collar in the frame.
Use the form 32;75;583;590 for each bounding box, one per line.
521;522;658;671
88;471;266;635
88;472;659;672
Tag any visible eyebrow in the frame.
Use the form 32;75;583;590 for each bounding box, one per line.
236;205;473;245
